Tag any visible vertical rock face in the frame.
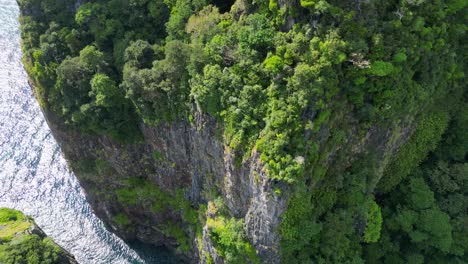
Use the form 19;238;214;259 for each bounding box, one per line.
19;3;418;257
40;106;289;263
19;0;465;262
38;101;414;264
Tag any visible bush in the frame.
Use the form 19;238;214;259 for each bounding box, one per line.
363;200;382;243
207;216;260;264
369;61;394;77
0;235;63;264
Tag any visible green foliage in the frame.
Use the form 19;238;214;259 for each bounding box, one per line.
419;209;453;252
0;208;24;224
378;111;449;192
300;0;316;8
268;0;278;11
435;107;468;162
383;177;454;253
205;252;214;264
207;216;260;264
113;213;130;226
366;101;467;262
363;200;382;243
190;64;224;116
18;0;467;263
0;209;31;242
0;235;63;264
116;179;197;251
79;45;105;72
163;223;190;253
122;40;190;124
369;61;394;77
116;178;168;211
124;40;155;69
280;186;321;260
319;209;363;263
263;55;284;74
237;14;275;51
89;74;119;108
0;208;65;264
407;177;435;210
152;150;163;161
165;0;195;40
393;52;407;63
19;0;166;141
75;3;94;26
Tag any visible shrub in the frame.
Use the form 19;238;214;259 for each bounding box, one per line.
363;200;382;243
369;61;394;77
207;216;260;264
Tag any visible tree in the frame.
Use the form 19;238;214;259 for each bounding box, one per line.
90;74;119;108
419;208;453;252
124;40;154;69
79;45;105;72
54;56;90;116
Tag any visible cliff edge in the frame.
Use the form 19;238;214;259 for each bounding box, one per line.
0;208;77;263
18;0;466;263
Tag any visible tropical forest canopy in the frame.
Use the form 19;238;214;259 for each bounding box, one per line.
17;0;466;263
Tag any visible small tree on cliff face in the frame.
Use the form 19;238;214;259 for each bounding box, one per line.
79;45;105;72
54;56;91;116
90;73;119;108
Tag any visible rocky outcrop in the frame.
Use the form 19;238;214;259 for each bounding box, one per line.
35;93;416;264
18;0;465;260
0;208;77;263
29;221;78;264
38;103;289;263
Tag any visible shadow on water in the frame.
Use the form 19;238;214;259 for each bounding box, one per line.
131;242;178;264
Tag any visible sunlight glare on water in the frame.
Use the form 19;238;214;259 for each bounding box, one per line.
0;0;165;263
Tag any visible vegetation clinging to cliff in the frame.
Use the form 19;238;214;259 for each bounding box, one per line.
0;208;70;264
18;0;466;263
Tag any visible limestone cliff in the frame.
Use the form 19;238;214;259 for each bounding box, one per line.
39;105;290;263
37;99;415;263
18;0;466;262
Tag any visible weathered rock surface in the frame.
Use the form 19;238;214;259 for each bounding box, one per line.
35;95;415;264
39;104;290;263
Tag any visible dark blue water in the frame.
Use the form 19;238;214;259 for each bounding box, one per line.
0;0;172;263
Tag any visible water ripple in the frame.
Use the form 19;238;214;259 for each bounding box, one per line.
0;0;165;263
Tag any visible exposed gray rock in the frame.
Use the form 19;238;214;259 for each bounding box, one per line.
34;91;417;264
38;99;286;263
